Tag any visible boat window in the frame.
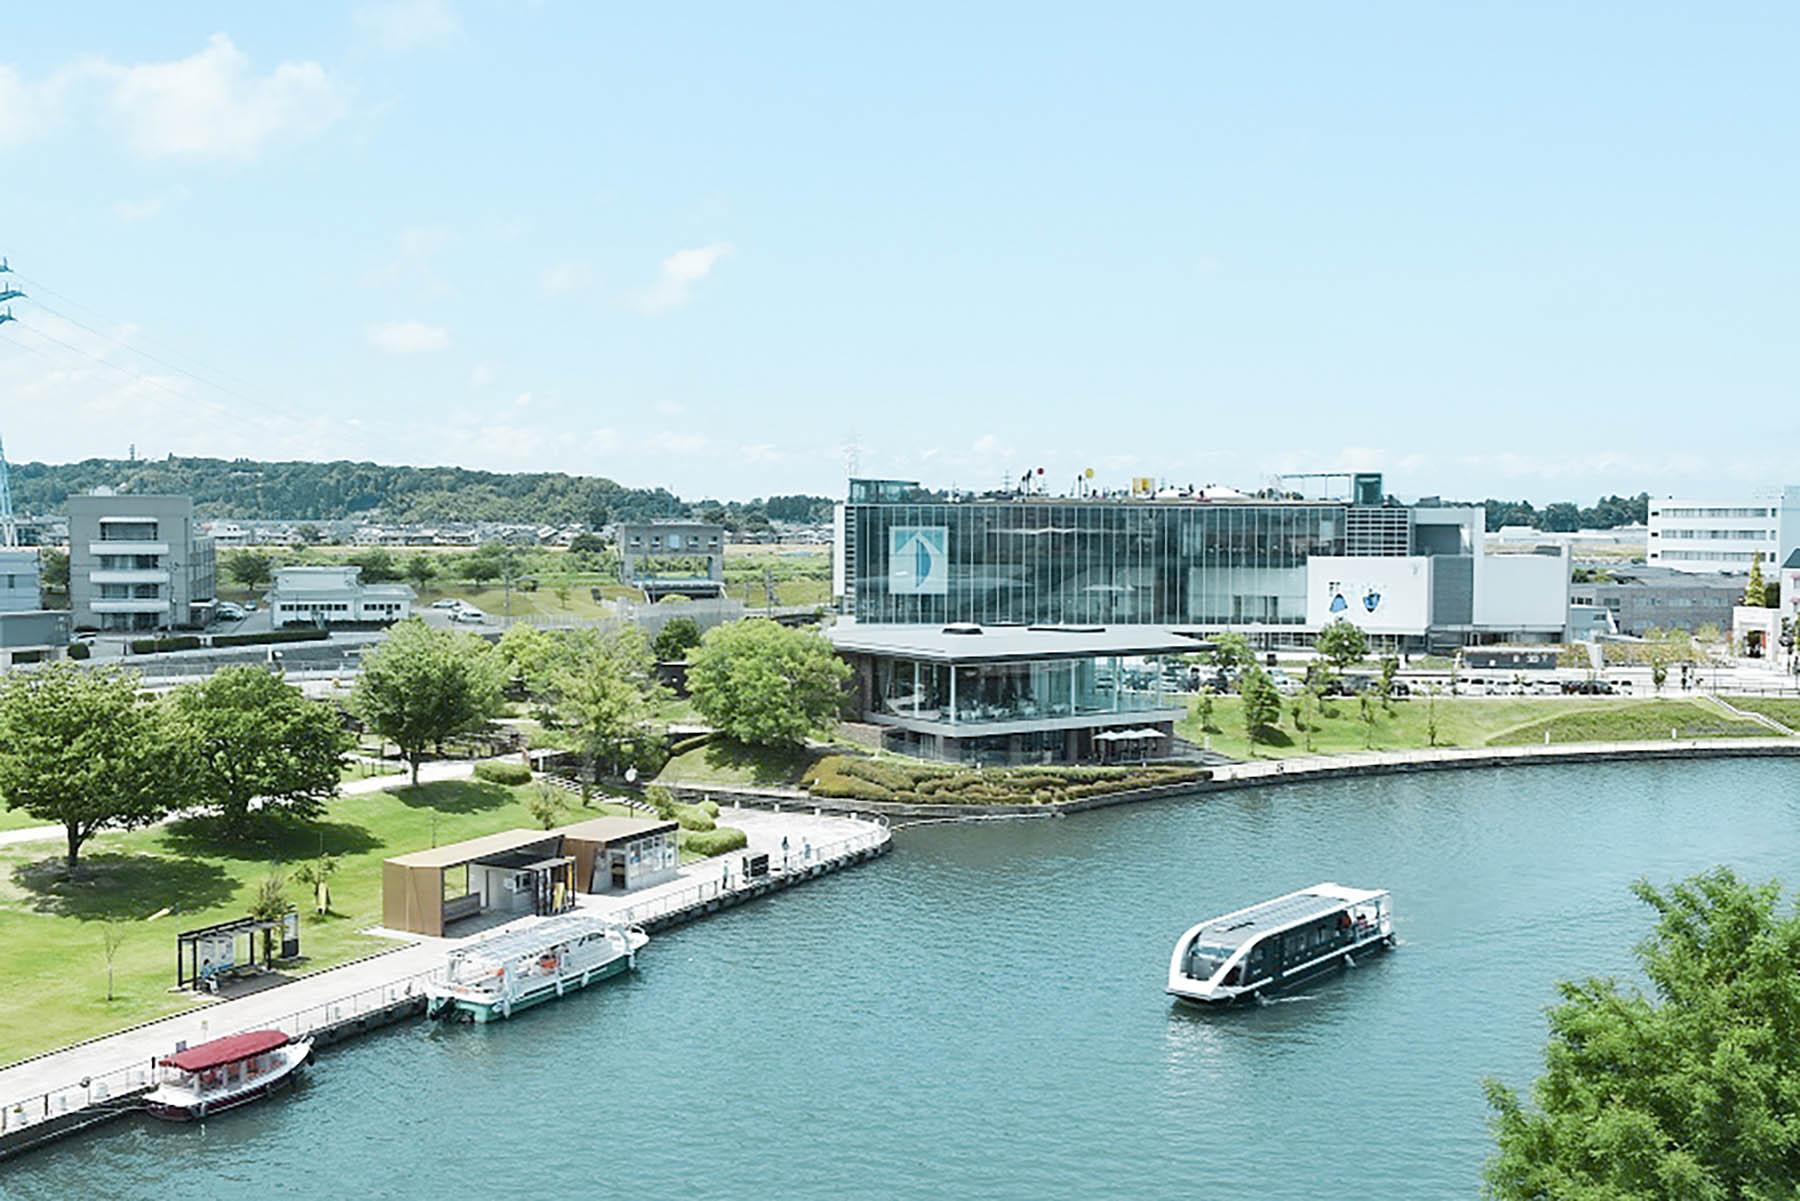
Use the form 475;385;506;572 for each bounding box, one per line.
1187;941;1234;979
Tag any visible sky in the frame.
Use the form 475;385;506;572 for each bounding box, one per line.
1;2;1796;503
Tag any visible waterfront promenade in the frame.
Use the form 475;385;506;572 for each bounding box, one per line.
0;804;887;1143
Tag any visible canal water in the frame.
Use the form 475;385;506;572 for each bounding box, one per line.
5;758;1798;1199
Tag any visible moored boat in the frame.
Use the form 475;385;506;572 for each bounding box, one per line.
1167;883;1393;1005
144;1029;311;1120
426;913;648;1023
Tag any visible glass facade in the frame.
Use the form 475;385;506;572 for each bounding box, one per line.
870;654;1170;727
846;495;1403;626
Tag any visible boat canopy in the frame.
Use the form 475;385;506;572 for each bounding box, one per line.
161;1030;291;1072
1186;885;1387;951
448;914;613;968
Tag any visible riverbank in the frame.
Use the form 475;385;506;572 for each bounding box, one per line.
0;804;889;1161
662;737;1800;820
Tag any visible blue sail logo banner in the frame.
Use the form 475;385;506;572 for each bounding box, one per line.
889;526;948;596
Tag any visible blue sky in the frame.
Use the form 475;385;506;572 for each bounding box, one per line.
1;2;1795;502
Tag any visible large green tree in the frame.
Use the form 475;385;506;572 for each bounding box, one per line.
555;647;665;797
687;619;850;747
170;666;350;828
1315;619;1369;671
1485;867;1800;1199
1207;631;1257;673
1745;551;1768;607
653;616;702;662
352;619;504;785
0;664;188;873
223;549;274;590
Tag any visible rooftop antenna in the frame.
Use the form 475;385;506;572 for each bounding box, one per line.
0;435;17;548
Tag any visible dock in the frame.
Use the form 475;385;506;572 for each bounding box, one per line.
0;804;890;1162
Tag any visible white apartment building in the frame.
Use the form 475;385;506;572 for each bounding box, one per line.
1647;487;1800;574
269;566;414;626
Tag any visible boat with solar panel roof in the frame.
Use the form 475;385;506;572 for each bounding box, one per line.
1167;883;1393;1005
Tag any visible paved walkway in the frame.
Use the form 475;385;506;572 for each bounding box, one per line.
0;805;884;1120
1201;736;1800;787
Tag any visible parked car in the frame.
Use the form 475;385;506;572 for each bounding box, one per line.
215;603;246;621
430;599;461;610
451;609;487;624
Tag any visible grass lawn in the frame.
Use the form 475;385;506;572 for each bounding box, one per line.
656;738;820;788
1724;696;1800;731
1181;695;1776;760
0;779;652;1065
0;806;53;833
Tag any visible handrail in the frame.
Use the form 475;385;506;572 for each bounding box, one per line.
3;819;893;1134
1;966;445;1135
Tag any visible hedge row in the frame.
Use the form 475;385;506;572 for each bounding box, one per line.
130;635;203;654
801;755;1204;806
682;826;748;856
213;628;331;648
473;761;533;785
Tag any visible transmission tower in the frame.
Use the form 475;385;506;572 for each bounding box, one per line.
0;257;20;327
0;435;16;548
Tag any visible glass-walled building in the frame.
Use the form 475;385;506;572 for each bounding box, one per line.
830;623;1201;766
839;477;1408;629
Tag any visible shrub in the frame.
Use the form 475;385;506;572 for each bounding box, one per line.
669;732;714;757
212;628;331;649
644;784;677;820
474;761;532;785
130;635;203;655
699;799;720;817
65;642;90;660
800;754;1203;806
682;826;748;857
673;802;716;832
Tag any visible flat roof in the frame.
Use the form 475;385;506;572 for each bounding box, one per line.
1191;884;1385;950
827;623;1211;663
387;828;562;870
556;816;678;843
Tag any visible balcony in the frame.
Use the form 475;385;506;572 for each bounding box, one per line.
90;600;172;615
89;570;171;586
87;542;169;557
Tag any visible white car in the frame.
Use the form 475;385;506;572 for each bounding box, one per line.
429;599;461;610
451;609;487;624
215;604;246;621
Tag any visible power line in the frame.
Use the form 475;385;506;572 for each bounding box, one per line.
21;293;257;406
9;317;200;408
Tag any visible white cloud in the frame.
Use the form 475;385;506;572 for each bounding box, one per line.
99;34;348;161
635;243;732;314
0;63;72;147
367;320;450;353
648;431;706;454
355;0;464;52
540;260;591;294
468;361;498;388
112;186;191;222
513;392;532;408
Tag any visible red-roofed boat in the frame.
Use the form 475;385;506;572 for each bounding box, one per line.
144;1030;312;1120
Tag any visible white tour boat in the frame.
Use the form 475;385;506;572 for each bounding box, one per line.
144;1029;312;1120
426;913;648;1023
1167;883;1393;1005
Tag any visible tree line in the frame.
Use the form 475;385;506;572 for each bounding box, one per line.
1420;492;1651;533
8;455;832;529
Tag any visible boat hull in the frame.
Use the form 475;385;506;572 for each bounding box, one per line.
144;1043;310;1121
1168;934;1394;1007
429;953;635;1024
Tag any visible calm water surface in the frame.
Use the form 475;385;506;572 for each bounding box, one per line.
5;758;1798;1200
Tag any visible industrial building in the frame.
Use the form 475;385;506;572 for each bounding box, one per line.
66;493;215;632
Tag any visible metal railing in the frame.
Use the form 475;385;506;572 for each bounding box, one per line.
1;966;444;1136
610;819;892;928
